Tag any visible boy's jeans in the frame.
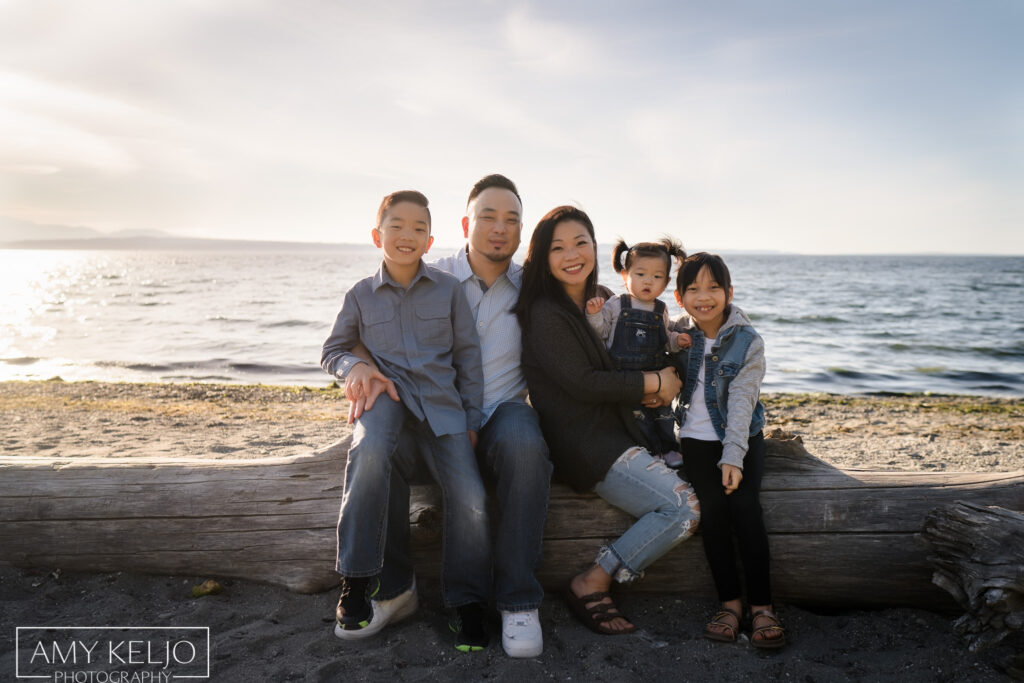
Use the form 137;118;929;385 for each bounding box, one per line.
336;397;492;608
476;401;553;612
592;447;700;582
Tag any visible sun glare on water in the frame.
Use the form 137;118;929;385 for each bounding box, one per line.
0;250;109;381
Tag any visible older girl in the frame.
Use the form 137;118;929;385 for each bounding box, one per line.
672;252;785;649
514;206;700;635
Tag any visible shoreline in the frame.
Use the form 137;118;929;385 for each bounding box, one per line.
2;379;1021;471
2;379;1022;680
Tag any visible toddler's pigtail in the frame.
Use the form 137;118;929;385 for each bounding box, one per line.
612;239;630;275
661;236;686;271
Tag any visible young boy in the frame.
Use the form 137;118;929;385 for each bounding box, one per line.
321;190;492;651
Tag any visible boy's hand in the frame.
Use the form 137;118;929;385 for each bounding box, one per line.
721;464;743;495
674;331;692;349
585;297;606;315
344;363;399;423
467;430;478;450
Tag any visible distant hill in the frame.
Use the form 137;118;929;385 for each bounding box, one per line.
0;218;105;242
0;234;375;252
0;218;378;251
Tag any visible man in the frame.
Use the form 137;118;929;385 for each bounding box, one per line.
344;174;552;658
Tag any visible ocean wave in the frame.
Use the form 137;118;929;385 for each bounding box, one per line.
228;361;315;374
768;315;850;325
885;342;1024;359
206;315;256;323
262;319;321;329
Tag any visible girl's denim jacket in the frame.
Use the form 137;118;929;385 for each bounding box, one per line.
671;305;766;470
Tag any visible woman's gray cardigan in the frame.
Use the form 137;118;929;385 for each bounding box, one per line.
521;295;649;492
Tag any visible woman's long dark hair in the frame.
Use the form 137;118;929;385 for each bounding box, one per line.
514;205;599;333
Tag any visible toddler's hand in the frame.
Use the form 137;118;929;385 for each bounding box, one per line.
586;297;606;315
677;332;692;349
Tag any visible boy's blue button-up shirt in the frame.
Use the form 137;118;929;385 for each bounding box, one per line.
321;261;484;436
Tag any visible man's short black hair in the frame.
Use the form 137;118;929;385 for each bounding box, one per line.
466;174;521;208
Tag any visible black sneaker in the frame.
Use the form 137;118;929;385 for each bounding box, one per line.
449;603;489;652
335;576;379;633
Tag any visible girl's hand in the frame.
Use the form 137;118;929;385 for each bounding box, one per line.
722;464;743;495
657;366;682;404
586;297;606;315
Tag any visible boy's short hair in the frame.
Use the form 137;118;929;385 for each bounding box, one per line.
377;190;431;229
466;174;521;208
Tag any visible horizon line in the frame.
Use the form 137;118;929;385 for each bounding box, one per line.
0;235;1021;258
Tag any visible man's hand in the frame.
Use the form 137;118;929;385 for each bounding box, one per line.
586;297;606;315
467;430;478;450
344;363;399;423
721;464;742;495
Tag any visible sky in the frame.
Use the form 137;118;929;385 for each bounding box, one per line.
1;0;1022;254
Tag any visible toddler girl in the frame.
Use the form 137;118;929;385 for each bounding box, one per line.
587;238;691;467
671;251;785;649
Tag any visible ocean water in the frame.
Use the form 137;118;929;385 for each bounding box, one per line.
1;248;1022;396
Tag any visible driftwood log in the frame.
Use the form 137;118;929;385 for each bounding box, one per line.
920;501;1024;650
2;431;1022;610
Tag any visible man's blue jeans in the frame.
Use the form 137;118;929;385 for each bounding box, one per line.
378;401;552;611
476;402;552;611
336;397;492;608
592;447;700;583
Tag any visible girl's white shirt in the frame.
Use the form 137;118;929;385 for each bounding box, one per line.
677;336;719;441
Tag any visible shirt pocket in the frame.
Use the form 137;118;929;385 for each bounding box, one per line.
362;306;399;354
415;303;453;349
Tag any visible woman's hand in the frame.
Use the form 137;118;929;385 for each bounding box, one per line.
641;367;682;408
721;464;743;495
657;366;681;404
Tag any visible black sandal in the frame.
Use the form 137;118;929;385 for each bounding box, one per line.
564;584;637;635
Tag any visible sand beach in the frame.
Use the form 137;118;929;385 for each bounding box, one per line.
1;380;1022;681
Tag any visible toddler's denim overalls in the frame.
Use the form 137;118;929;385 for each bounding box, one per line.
608;295;676;455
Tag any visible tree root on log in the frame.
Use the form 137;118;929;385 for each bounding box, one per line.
920;501;1024;653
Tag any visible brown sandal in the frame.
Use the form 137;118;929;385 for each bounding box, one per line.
564;584;637;636
751;609;787;649
703;607;740;643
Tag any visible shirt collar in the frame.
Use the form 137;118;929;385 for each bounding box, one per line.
372;260;436;291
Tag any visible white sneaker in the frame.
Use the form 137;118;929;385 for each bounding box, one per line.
500;609;543;658
334;578;419;641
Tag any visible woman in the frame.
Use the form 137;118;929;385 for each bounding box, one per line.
514;206;700;635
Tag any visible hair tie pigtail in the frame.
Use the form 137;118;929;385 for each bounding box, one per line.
612;239;630;274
